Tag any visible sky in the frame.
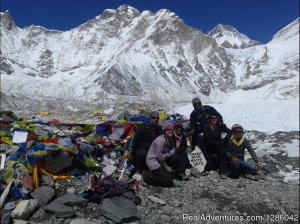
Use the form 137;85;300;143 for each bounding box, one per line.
0;0;299;43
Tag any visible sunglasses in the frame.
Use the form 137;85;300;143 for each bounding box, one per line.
234;131;243;134
193;103;201;106
151;117;159;120
210;117;218;120
165;129;173;131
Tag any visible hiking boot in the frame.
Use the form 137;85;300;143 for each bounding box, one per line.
219;173;228;179
179;173;189;181
244;173;259;181
200;170;209;176
140;178;149;187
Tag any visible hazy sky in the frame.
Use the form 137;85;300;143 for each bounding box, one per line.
1;0;299;43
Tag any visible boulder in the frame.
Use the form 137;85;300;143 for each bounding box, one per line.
43;202;74;219
53;194;87;207
101;197;141;223
30;186;55;206
11;199;38;219
147;196;166;205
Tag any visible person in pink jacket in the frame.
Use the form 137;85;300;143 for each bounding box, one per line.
143;124;181;187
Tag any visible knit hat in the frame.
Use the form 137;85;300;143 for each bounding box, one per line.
174;123;183;130
163;124;174;131
192;97;201;104
232;124;243;131
149;111;159;118
209;112;219;118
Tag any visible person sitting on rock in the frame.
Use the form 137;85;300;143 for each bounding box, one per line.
202;113;231;178
143;124;181;187
127;111;163;174
173;123;192;180
227;124;261;178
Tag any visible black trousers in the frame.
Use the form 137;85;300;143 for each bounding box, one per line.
202;147;227;173
132;147;148;173
144;154;180;187
176;151;192;173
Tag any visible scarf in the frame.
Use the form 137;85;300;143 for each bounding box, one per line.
230;134;245;147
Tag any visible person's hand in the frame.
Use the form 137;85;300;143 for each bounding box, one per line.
231;156;240;165
187;130;194;138
176;140;181;149
158;154;166;162
254;162;261;171
123;150;129;158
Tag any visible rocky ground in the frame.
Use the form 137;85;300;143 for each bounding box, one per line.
5;171;298;224
1;111;299;224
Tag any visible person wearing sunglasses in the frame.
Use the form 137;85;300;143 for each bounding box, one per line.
143;124;182;187
202;113;231;178
129;111;163;175
188;97;223;152
227;124;261;179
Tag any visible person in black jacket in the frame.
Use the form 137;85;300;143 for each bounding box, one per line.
131;111;163;173
187;97;224;174
173;123;192;180
203;113;231;178
227;124;261;178
188;98;223;151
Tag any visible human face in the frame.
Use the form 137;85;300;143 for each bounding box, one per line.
174;128;182;136
193;101;202;110
150;116;159;125
210;116;218;124
233;129;243;140
165;128;174;137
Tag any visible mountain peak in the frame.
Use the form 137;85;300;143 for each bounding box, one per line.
208;24;260;49
271;17;299;43
0;10;16;30
116;5;140;15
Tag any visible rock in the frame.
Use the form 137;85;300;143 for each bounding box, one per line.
13;220;28;224
103;165;117;176
67;187;76;194
173;179;183;188
256;171;267;180
1;212;11;224
191;167;201;178
261;191;269;196
53;194;87;207
11;199;38;219
237;181;246;188
41;175;55;187
55;182;60;189
31;208;46;219
69;218;93;224
160;214;169;222
30;186;55;206
42;152;73;173
147;196;166;205
86;202;97;210
43;202;74;219
263;198;272;203
139;217;159;224
101;197;141;223
171;200;182;207
285;165;293;171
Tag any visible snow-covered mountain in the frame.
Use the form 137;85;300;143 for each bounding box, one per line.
207;24;260;49
0;5;299;115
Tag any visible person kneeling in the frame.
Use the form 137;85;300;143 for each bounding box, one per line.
143;125;181;187
227;124;261;179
